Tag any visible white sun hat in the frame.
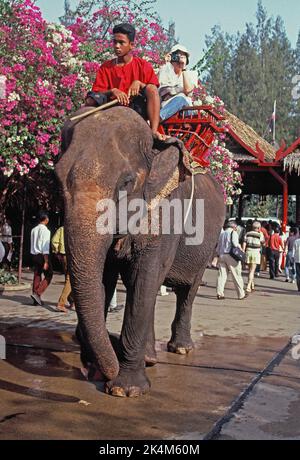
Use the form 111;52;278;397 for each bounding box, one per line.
170;44;190;61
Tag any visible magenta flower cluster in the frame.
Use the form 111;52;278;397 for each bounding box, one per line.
192;83;242;201
0;0;168;178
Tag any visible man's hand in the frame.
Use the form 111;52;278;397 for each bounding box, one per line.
128;80;142;98
43;262;49;271
111;88;130;106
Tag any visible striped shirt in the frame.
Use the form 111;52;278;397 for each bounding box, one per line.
244;231;265;250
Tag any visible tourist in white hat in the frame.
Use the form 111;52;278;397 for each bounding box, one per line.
158;44;198;121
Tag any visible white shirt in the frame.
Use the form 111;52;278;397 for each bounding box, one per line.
217;228;240;256
0;241;5;263
158;63;198;107
30;224;50;255
292;238;300;264
1;223;12;244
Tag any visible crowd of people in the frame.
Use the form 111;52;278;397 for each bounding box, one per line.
1;211;299;311
215;218;300;300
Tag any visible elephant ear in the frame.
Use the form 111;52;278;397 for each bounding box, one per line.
60;119;75;157
144;140;182;203
60;108;94;159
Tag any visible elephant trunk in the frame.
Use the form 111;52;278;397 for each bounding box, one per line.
65;208;119;381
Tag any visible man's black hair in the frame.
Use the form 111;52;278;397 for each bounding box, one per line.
39;211;49;223
113;23;136;42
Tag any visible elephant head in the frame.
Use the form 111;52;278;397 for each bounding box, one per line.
56;107;184;381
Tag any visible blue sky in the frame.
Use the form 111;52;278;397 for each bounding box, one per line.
35;0;300;65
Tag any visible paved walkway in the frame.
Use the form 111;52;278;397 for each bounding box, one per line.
0;268;300;440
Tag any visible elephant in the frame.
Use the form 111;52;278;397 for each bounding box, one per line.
56;106;225;398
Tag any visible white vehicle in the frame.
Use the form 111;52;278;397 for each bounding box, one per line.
229;217;290;235
230;217;281;226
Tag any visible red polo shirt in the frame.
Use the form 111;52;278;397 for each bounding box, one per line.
92;57;159;95
269;233;283;251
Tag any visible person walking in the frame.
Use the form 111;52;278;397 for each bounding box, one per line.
108;288;124;313
243;221;265;293
216;221;246;300
30;212;53;306
260;222;270;272
268;227;284;280
292;233;300;292
0;216;13;271
0;240;5;264
284;227;298;283
51;226;74;313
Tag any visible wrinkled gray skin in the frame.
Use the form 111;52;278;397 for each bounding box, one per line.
56;107;225;397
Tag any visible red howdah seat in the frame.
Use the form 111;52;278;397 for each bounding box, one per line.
159;105;225;168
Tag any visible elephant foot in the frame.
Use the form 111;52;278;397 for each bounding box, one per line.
167;340;194;355
105;369;151;398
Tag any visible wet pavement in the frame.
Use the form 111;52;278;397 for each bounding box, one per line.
0;269;300;440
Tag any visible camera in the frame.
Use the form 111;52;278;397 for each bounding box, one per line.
171;52;181;63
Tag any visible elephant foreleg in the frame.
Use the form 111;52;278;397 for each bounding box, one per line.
106;250;161;397
121;264;158;367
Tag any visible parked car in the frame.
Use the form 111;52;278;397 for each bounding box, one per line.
229;217;281;226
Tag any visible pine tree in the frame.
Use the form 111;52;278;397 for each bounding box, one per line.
202;1;297;145
200;26;234;94
292;31;300;139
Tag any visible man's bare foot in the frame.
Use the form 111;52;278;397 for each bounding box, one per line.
153;131;170;141
56;304;69;314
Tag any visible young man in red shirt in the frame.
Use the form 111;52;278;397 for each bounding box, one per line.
86;23;164;140
268;227;284;279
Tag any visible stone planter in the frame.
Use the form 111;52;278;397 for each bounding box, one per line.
0;282;31;292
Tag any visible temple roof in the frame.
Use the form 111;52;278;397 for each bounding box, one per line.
225;111;277;163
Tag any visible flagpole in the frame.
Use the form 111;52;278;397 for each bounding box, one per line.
273;100;277;145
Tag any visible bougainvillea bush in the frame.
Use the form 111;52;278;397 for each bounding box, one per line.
193;84;242;203
0;0;84;177
0;0;168;208
0;0;167;176
0;0;241;210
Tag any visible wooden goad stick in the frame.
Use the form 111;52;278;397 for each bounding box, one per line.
70;99;119;122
